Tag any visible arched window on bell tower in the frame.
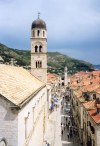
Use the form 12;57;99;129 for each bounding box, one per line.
36;61;42;68
43;31;45;37
36;61;38;68
35;45;38;52
40;61;42;68
33;30;35;37
38;61;39;68
37;30;40;37
39;45;42;52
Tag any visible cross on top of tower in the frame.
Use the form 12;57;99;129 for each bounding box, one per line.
38;12;40;19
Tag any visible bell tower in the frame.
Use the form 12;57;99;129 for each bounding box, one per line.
31;14;47;83
64;67;68;86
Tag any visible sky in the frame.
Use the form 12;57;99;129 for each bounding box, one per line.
0;0;100;64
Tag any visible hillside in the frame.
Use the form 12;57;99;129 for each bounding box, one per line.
0;43;94;74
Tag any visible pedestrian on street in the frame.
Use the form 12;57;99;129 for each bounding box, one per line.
47;143;50;146
46;142;50;146
64;126;65;131
67;133;69;139
66;117;67;122
56;104;57;111
61;130;63;136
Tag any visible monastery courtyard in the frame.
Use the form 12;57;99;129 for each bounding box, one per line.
44;89;80;146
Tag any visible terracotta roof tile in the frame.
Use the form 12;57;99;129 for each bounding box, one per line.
93;86;100;94
88;109;100;124
83;100;96;110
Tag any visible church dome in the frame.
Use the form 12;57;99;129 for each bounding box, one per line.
31;18;46;30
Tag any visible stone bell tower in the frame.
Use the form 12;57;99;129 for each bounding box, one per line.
31;14;47;83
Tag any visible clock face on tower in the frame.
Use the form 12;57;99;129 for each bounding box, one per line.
0;140;6;146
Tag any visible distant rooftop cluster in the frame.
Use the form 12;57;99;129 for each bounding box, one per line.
47;73;59;85
70;70;100;124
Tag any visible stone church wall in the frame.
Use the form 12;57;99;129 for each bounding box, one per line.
18;86;47;146
0;95;18;146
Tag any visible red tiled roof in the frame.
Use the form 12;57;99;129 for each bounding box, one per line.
88;109;100;124
83;100;96;110
93;86;100;94
82;84;100;92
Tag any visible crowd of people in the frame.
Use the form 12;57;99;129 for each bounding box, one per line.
61;91;79;141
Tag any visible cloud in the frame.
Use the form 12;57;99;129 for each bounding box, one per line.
0;0;100;64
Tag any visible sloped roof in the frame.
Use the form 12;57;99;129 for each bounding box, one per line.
0;64;45;107
82;84;100;92
83;100;96;110
93;86;100;94
88;109;100;124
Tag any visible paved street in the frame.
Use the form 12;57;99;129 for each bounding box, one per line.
44;94;80;146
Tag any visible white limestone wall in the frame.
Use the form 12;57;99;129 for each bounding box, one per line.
31;39;47;53
95;125;100;146
31;54;47;69
47;85;52;115
31;29;47;39
18;86;47;146
0;96;18;146
96;93;100;99
31;68;47;83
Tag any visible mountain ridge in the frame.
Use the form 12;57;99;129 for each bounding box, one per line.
0;43;94;74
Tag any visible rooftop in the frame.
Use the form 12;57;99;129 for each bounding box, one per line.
0;64;45;107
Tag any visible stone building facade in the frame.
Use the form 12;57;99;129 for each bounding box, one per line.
70;71;100;146
0;64;48;146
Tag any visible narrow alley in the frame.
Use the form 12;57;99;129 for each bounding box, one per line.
44;88;80;146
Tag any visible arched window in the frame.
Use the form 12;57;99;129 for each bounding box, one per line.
40;61;42;68
39;45;42;52
37;30;40;37
36;61;38;68
43;31;45;37
38;61;40;68
35;46;38;52
33;31;35;37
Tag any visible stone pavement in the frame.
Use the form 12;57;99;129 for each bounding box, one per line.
44;105;58;146
44;99;80;146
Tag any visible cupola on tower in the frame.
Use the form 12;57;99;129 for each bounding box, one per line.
31;14;47;83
